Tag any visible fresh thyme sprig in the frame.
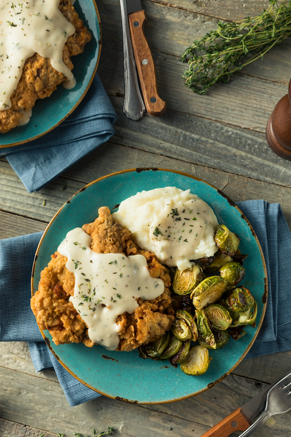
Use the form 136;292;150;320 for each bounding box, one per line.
181;0;291;94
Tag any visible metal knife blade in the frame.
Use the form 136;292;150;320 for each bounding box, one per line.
126;0;167;117
241;385;270;422
126;0;143;14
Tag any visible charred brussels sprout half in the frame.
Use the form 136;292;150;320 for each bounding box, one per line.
180;345;211;376
205;251;233;274
172;341;191;364
191;276;228;310
214;224;240;256
196;309;216;349
225;286;257;327
204;304;232;330
160;336;183;360
172;319;192;341
143;332;170;358
173;265;204;295
199;329;230;350
219;262;245;287
176;309;198;341
172;294;193;313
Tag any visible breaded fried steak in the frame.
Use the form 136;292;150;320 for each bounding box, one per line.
0;0;91;134
31;207;175;351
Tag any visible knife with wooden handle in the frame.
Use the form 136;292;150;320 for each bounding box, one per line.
126;0;166;117
201;384;272;436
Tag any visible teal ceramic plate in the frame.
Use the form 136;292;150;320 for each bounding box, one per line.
31;169;267;403
0;0;101;148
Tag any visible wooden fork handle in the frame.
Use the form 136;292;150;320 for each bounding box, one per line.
200;408;251;437
128;10;166;117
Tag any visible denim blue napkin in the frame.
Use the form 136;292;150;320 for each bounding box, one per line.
0;200;290;406
0;74;116;193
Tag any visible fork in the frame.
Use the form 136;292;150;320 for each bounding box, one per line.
239;371;291;436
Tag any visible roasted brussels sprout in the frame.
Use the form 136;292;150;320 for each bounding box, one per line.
200;329;230;350
176;310;198;341
172;318;192;341
172;341;191;364
143;332;170;358
172;294;193;313
219;262;245;287
228;326;247;341
173;265;204;295
192;255;216;270
160;336;183;360
191;276;228;310
205;250;233;274
225;286;257;327
180;345;211;375
204;304;232;330
196;309;216;349
214;224;240;256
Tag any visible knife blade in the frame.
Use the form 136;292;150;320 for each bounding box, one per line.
126;0;167;117
120;0;145;121
201;383;273;437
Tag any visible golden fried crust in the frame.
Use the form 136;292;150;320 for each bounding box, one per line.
0;0;91;134
31;207;174;351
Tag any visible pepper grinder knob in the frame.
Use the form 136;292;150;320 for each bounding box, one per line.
266;80;291;160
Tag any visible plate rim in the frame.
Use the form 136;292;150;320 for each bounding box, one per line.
0;0;102;149
31;167;268;404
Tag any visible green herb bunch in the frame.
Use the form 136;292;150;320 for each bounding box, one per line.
181;0;291;94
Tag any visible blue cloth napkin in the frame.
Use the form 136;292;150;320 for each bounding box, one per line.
0;74;116;193
0;200;290;406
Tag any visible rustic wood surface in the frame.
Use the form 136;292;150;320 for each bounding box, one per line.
1;0;291;436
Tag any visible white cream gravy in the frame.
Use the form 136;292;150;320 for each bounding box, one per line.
58;228;165;351
0;0;75;110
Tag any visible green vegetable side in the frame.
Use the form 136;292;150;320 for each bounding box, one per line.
139;223;258;376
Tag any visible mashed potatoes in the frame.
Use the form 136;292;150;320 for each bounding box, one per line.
113;187;218;271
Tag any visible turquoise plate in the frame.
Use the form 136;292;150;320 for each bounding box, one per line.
31;169;267;403
0;0;101;148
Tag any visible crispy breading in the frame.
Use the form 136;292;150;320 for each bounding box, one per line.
31;207;174;351
0;0;91;134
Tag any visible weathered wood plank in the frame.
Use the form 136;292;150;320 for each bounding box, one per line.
0;210;46;238
108;98;291;188
0;418;56;437
2;144;291;232
98;36;288;134
148;0;284;22
0;364;290;436
0;366;208;437
99;0;291;86
0;342;58;383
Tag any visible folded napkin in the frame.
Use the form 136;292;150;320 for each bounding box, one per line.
0;200;290;406
0;74;116;193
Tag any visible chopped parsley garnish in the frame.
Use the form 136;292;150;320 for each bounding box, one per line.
117;294;122;299
153;227;162;237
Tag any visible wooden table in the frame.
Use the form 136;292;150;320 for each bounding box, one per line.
1;0;291;436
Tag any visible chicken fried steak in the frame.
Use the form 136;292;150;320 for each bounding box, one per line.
31;207;175;351
0;0;91;134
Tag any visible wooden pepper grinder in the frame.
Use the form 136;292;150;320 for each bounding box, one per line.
266;80;291;160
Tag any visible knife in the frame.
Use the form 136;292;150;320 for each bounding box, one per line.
126;0;167;117
201;384;272;436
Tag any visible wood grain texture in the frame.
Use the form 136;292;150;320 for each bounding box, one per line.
129;10;167;116
2;145;291;231
0;418;55;437
147;0;285;22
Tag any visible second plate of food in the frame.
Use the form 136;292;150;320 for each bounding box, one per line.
31;168;267;403
0;0;101;148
